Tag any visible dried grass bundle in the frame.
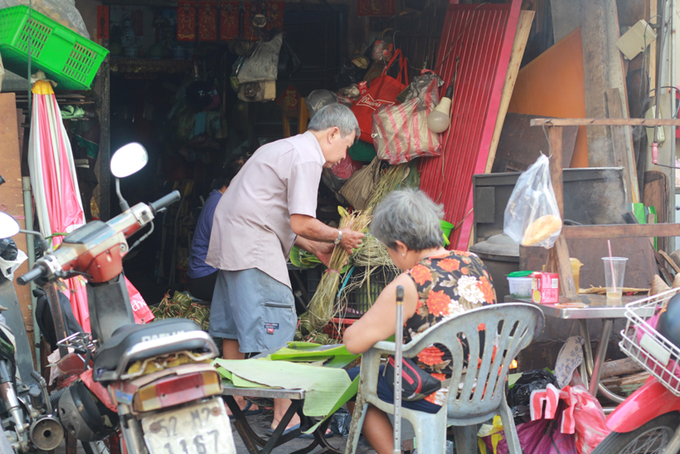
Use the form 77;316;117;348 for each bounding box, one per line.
308;162;414;330
308;209;372;330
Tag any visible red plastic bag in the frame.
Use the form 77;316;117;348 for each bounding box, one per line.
372;75;442;164
351;49;408;145
330;155;362;180
125;277;154;324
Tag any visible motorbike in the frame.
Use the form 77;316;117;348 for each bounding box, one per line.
592;287;680;454
2;143;236;453
0;194;64;453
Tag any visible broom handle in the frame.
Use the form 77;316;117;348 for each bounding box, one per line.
393;285;404;454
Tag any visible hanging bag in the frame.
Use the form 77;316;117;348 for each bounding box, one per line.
351;49;409;145
372;71;442;164
503;155;563;249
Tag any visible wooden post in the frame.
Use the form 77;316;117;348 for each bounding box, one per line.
0;93;35;359
544;125;578;298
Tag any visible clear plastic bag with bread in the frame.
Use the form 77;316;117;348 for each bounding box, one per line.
503;154;563;249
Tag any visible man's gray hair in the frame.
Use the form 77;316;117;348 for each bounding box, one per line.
371;188;444;251
307;103;360;139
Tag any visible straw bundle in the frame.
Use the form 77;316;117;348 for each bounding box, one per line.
308;208;372;329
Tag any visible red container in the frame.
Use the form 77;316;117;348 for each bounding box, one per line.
531;272;559;304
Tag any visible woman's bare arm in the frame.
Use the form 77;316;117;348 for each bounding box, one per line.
343;273;420;355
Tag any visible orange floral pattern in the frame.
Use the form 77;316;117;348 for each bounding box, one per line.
402;250;496;403
438;258;460;272
426;290;451;317
417;346;445;365
409;264;432;285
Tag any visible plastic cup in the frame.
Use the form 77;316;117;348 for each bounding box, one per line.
602;257;628;302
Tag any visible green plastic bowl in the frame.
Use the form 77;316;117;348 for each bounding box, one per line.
440;220;453;246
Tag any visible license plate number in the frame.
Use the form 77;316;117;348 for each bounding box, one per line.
142;399;235;454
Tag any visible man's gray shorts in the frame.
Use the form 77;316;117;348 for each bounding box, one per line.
209;268;296;353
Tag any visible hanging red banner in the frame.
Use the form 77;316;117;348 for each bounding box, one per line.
177;0;197;41
357;0;395;16
277;84;300;113
219;1;239;41
198;1;218;41
265;1;284;31
96;6;109;39
242;1;260;41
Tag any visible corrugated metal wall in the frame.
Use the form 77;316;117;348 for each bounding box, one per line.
419;1;521;250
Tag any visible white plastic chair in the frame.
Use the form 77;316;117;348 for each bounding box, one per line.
344;303;544;454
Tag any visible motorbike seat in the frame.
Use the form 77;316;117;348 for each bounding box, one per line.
93;319;216;382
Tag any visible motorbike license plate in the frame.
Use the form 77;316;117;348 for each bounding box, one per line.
142;398;235;454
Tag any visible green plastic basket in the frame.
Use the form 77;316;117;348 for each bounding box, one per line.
0;6;109;90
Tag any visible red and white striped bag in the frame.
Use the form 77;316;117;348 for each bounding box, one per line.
371;74;442;165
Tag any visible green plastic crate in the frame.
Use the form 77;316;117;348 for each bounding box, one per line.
0;6;109;90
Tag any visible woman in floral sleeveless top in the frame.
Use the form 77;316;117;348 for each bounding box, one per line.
344;189;496;454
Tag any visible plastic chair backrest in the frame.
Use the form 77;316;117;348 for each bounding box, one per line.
422;303;543;424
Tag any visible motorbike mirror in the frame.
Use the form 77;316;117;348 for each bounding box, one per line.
0;212;20;239
110;143;148;178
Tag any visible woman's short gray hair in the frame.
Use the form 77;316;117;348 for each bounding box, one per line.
307;103;361;139
371;188;444;251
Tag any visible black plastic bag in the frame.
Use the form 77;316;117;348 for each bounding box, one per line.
507;369;558;425
277;39;301;80
0;239;17;261
330;408;352;436
335;62;368;90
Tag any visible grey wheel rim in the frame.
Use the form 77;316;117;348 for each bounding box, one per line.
621;425;675;454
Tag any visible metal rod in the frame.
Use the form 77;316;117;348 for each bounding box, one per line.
393;285;404;454
588;319;614;397
21;176;40;373
653;0;668;144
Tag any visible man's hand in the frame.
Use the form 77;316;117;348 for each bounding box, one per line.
339;227;364;254
312;242;334;267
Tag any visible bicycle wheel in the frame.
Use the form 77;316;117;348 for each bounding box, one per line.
591;413;680;454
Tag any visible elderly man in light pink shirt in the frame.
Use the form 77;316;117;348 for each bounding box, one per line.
206;103;364;432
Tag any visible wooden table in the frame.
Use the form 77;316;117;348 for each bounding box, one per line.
222;383;340;454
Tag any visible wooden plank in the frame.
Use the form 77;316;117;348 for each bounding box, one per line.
563;223;680;239
531;118;680;126
581;0;614;168
601;357;644;379
606;88;635;203
484;10;535;173
648;0;657;92
643;170;669;251
659;250;680;274
0;93;34;350
545;126;577;298
605;0;640;203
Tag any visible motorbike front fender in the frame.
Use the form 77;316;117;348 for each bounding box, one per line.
607;376;680;433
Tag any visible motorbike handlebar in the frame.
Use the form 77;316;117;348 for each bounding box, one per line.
17;266;44;286
149;190;181;215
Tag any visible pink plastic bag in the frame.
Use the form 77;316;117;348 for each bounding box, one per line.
563;384;610;454
125;277;154;324
481;406;577;454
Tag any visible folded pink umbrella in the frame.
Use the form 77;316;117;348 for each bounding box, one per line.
28;75;152;332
